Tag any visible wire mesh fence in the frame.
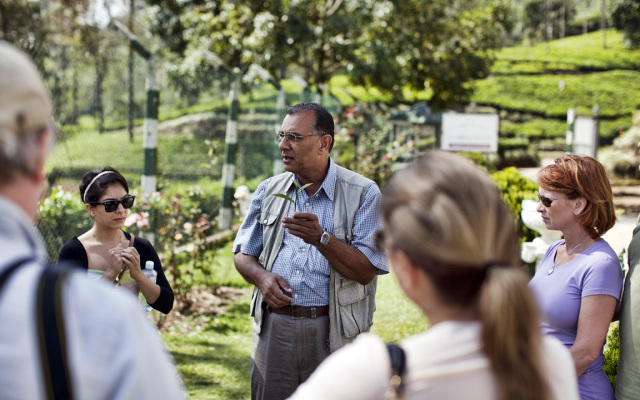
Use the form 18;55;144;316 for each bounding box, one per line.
15;38;339;260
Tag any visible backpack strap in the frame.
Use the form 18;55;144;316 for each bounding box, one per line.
386;343;406;399
0;257;36;296
36;267;74;400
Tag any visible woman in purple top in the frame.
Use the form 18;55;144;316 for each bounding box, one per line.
529;155;623;400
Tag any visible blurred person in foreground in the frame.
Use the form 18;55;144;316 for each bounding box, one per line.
616;139;640;400
529;155;622;400
289;151;579;400
58;166;174;314
0;41;183;399
233;102;388;399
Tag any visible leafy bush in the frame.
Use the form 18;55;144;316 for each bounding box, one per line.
490;167;539;243
37;187;93;261
604;322;620;390
335;106;414;187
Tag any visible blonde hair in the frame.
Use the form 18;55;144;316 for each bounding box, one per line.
381;151;550;400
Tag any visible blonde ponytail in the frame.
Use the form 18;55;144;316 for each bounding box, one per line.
479;267;551;400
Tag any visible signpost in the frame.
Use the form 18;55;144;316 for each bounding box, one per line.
441;112;499;153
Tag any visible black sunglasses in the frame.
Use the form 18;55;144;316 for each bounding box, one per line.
90;195;135;213
537;192;555;208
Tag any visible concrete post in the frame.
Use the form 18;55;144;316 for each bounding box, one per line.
109;20;157;243
566;108;575;154
219;75;240;230
592;105;600;158
274;86;286;175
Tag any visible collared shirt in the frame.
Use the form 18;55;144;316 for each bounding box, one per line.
233;159;388;306
0;195;185;399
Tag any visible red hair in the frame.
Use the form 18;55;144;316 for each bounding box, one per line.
538;155;615;237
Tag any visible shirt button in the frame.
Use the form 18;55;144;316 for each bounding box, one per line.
294;294;298;298
263;219;268;224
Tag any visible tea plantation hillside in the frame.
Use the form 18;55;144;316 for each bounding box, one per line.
326;29;640;153
470;30;640;150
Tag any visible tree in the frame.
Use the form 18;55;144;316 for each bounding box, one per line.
612;0;640;48
143;0;513;109
522;0;577;43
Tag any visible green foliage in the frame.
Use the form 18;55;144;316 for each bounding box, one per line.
490;167;539;242
143;0;512;110
335;106;415;187
612;0;640;48
494;30;640;71
124;186;221;305
36;187;93;261
473;70;640;119
272;180;313;213
522;0;576;43
500;118;567;139
604;322;621;390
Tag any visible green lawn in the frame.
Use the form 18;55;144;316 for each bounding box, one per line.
161;244;428;399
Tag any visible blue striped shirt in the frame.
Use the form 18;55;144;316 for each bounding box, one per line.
233;159;388;306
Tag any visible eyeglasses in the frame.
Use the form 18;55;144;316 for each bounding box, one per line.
537;193;556;208
90;195;135;213
275;131;319;144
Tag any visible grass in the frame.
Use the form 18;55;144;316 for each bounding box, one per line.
161;243;428;399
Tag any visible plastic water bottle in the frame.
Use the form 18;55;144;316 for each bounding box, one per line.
143;260;157;284
142;260;157;312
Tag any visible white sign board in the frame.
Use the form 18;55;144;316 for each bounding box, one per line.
573;116;596;158
441;112;499;153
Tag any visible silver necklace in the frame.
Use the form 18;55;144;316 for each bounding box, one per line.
548;236;590;275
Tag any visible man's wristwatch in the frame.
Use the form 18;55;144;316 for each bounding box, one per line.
315;231;330;248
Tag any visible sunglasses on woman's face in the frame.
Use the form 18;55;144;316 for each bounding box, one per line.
91;195;135;213
537;192;555;208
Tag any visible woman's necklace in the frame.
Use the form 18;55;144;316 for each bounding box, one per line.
548;235;591;276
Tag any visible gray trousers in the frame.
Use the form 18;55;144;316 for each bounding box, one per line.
250;308;330;400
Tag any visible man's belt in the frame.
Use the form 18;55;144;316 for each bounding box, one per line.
269;304;329;319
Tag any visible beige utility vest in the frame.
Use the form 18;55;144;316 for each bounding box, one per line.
251;165;379;352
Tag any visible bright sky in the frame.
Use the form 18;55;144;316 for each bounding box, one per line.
93;0;127;27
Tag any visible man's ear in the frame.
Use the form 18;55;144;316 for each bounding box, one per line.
320;134;332;151
31;128;52;185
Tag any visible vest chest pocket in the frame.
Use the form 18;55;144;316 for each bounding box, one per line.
257;211;280;266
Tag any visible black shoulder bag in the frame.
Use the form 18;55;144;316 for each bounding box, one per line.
385;343;407;400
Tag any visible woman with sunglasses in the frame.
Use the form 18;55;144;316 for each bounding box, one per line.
289;151;578;400
529;155;622;400
58;167;174;314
